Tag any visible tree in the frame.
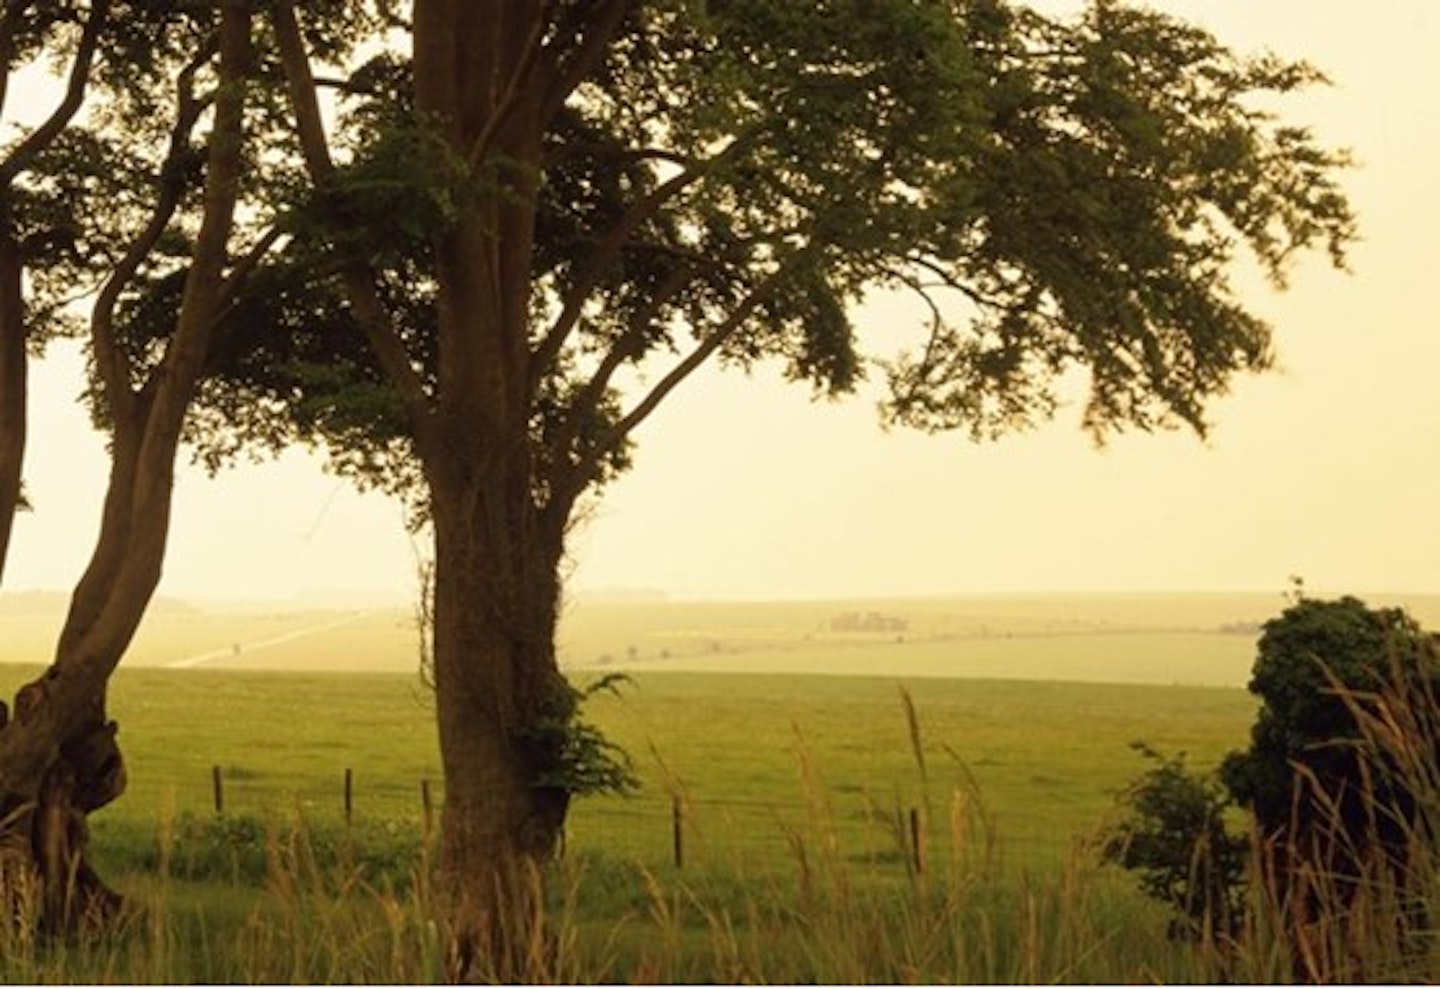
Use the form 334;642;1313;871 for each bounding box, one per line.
0;0;110;583
195;0;1358;973
1221;597;1439;951
0;0;1343;970
0;0;263;928
1222;597;1434;846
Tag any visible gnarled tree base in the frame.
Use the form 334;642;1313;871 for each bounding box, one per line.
0;692;126;937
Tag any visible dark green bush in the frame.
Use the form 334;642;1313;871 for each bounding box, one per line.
1102;743;1246;938
1220;596;1437;889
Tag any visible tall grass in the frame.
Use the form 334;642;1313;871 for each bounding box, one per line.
4;674;1438;983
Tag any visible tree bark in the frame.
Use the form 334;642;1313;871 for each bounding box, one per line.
428;464;572;980
405;4;635;976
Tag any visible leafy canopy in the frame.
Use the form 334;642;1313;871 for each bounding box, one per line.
171;0;1354;509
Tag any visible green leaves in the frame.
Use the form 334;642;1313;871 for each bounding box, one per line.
1102;743;1247;936
1221;596;1433;833
520;673;639;799
877;0;1353;440
181;0;1354;518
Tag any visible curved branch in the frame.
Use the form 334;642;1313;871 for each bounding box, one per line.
555;250;813;507
271;0;432;420
544;260;695;475
529;131;760;384
536;0;629;125
530;167;706;382
0;0;109;183
89;35;215;421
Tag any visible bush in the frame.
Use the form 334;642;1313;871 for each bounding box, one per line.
1219;594;1440;981
1101;743;1246;938
1220;596;1435;884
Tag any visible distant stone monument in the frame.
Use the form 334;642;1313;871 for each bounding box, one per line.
830;611;909;634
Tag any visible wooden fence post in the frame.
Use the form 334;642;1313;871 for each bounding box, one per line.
672;794;684;869
344;768;354;826
909;806;925;876
212;765;224;815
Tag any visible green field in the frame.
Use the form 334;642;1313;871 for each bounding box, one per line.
0;663;1254;874
4;589;1430;867
3;590;1436;981
0;662;1262;982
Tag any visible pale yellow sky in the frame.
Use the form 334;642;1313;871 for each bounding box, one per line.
5;2;1439;603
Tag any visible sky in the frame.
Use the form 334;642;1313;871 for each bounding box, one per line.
4;1;1439;604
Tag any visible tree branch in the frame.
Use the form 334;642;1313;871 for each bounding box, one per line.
89;36;214;422
529;167;708;383
529;130;761;385
537;0;629;125
0;0;109;184
214;223;283;312
148;0;250;401
561;252;811;500
544;260;695;474
271;0;432;419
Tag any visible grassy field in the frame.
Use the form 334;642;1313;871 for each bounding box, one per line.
3;590;1437;981
0;663;1254;876
0;663;1262;982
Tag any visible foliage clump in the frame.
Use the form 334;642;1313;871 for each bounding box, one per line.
1101;743;1247;938
1106;593;1440;978
1221;595;1440;979
522;673;640;800
1220;595;1435;858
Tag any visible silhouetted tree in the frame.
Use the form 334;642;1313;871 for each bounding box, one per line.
0;1;262;929
8;0;1358;969
200;2;1356;973
0;0;109;583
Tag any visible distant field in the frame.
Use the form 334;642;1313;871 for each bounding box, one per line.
7;588;1439;686
0;665;1256;875
3;588;1434;874
0;595;412;670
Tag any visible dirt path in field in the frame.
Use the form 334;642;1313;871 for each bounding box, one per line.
166;609;376;669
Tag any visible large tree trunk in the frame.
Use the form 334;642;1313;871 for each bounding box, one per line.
0;423;163;932
410;4;578;977
426;441;574;980
0;389;207;934
0;679;127;934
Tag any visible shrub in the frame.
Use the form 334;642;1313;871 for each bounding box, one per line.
1220;594;1440;981
1101;743;1246;939
1220;597;1435;885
